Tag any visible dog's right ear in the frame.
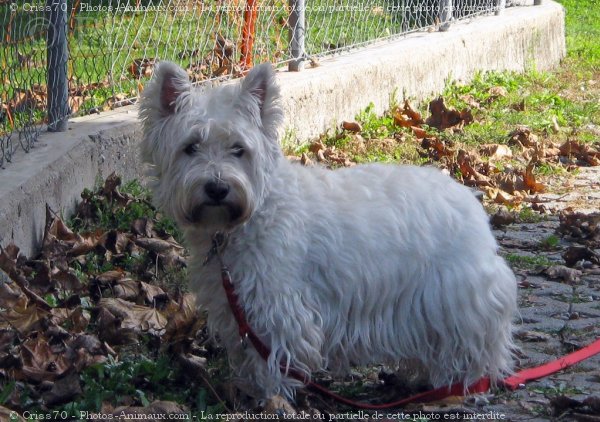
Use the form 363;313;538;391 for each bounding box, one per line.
139;61;191;120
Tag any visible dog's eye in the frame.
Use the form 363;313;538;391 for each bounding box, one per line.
184;142;200;155
231;144;245;158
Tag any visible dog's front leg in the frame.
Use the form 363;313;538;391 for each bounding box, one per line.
236;282;325;399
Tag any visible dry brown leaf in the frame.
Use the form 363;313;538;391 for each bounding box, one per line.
0;246;52;310
51;268;82;291
42;371;82;406
558;211;600;240
421;137;454;158
300;152;312;166
308;141;325;154
112;401;188;421
459;94;481;109
3;243;20;260
545;265;582;283
402;100;424;124
68;234;98;257
523;163;546;193
559;140;600;166
128;58;156;79
98;298;168;336
515;330;552;342
102;172;132;205
0;406;26;421
563;246;599;267
19;336;70;382
323;147;353;167
411;126;428;139
488;86;508;99
511;100;526;112
341;121;362;132
139;281;166;304
0;304;49;334
263;395;296;415
51;307;91;333
426;97;473;131
45;214;81;244
70;307;92;333
215;34;235;59
96;270;126;284
164;293;206;342
495;171;525;194
113;278;141;301
480;144;513;161
0;281;26;309
135;237;181;254
457;151;492;186
10;89;44;112
551;115;561;133
490;209;516;228
509;126;538;148
393;100;424;127
131;218;154;237
69;96;83;114
485;188;522;206
159;249;187;268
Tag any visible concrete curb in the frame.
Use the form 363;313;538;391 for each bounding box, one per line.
0;1;565;257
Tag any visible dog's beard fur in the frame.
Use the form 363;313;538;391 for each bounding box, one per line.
139;61;518;400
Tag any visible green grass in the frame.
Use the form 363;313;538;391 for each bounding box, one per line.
538;234;560;250
517;207;547;223
503;253;553;269
529;383;584;397
441;68;598;148
17;355;226;419
69;179;181;241
557;0;600;70
434;0;600;149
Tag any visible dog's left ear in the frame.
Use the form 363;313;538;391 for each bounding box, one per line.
237;63;283;136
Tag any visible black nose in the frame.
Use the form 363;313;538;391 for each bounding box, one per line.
204;181;229;201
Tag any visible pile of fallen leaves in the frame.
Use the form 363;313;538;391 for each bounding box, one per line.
0;174;445;420
0;174;214;418
302;95;600;209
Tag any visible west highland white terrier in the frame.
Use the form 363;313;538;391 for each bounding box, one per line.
139;62;517;400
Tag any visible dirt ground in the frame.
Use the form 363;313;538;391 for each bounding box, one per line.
481;167;600;421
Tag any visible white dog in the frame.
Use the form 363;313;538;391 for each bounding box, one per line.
139;62;517;400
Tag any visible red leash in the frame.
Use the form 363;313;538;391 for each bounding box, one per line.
502;340;600;390
219;262;600;409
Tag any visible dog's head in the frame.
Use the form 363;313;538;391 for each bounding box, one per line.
139;62;283;232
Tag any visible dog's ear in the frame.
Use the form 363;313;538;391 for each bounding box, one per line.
237;63;283;137
139;61;191;120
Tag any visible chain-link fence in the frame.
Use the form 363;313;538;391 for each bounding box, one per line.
0;0;539;167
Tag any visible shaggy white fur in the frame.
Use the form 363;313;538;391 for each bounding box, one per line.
139;61;518;399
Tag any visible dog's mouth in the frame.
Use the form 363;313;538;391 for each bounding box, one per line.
186;202;245;227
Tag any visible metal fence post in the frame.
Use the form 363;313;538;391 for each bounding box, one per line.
439;0;452;32
288;0;305;71
495;0;506;15
47;0;69;132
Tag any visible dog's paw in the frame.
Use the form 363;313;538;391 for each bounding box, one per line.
262;395;296;417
